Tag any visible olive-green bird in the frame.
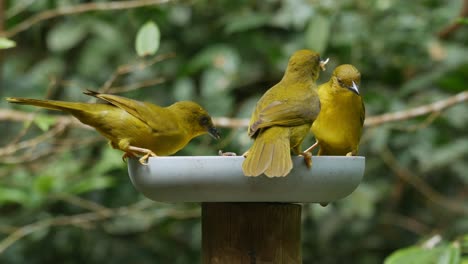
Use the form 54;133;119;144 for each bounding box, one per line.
305;64;365;156
6;90;220;164
242;50;328;177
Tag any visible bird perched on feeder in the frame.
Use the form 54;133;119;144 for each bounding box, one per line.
242;49;328;177
305;64;365;156
6;90;220;164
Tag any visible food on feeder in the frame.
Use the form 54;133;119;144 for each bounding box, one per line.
242;49;327;177
305;64;365;156
6;90;220;165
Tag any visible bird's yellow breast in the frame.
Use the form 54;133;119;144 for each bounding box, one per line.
311;89;363;155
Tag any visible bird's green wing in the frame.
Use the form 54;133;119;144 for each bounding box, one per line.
249;97;320;137
88;92;180;133
360;98;366;126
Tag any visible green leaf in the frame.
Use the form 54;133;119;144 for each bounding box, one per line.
457;18;468;24
0;38;16;49
385;244;461;264
33;115;57;131
461;234;468;252
135;21;160;57
0;187;29;205
305;14;331;54
34;174;56;194
46;20;88;52
444;242;461;264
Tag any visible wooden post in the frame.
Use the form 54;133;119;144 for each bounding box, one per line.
202;203;302;264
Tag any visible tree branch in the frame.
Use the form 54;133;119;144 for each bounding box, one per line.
0;200;148;254
0;199;199;254
381;213;430;235
380;147;468;215
99;52;175;94
0;136;101;164
52;194;112;215
0;108;86;128
212;117;250;128
106;77;166;94
6;0;37;19
438;0;468;39
1;0;171;38
0;122;67;156
364;91;468;127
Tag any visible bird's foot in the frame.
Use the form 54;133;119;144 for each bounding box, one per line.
242;151;249;158
304;141;319;153
122;152;135;163
218;150;237;156
138;151;158;165
346;152;354;157
300;151;313;169
127;146;158;165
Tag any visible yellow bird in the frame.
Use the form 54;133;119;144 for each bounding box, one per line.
6;90;220;164
306;64;365;156
242;50;328;177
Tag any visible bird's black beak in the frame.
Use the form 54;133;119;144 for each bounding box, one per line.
319;58;329;71
208;127;221;140
347;81;360;95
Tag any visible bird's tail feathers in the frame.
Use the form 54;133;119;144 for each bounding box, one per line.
242;127;292;177
6;97;87;112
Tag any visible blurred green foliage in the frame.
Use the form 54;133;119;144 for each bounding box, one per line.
1;0;467;263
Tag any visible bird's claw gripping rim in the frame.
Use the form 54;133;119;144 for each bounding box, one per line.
300;151;313;169
122;150;157;165
138;151;158;165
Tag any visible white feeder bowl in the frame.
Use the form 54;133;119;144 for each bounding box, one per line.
127;156;365;203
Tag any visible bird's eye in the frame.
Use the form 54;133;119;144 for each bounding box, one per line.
337;78;344;86
200;116;209;126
